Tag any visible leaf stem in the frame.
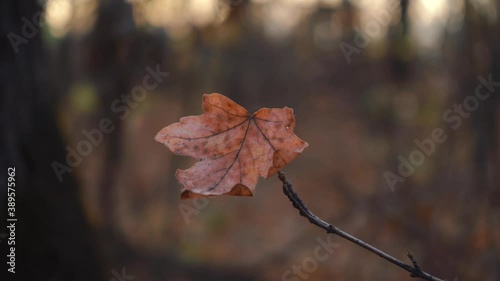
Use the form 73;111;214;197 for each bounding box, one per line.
277;171;443;281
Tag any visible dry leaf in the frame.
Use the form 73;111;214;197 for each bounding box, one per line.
155;93;308;199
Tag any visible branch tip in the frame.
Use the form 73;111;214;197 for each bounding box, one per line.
407;250;422;273
277;170;286;182
277;173;443;281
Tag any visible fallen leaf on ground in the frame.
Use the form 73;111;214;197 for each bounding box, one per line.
155;93;308;199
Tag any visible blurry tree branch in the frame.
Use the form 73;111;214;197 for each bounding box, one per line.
277;171;443;281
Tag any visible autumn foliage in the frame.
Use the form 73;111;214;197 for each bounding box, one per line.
155;93;308;198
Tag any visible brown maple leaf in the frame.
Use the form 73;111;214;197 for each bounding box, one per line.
155;93;308;199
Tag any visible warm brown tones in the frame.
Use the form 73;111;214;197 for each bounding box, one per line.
155;93;308;198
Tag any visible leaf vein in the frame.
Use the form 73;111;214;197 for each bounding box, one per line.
252;118;277;152
209;120;252;191
172;119;249;140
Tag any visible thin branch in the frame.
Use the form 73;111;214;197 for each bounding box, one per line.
277;171;443;281
407;250;422;276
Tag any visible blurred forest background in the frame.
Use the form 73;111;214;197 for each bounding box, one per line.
1;0;499;281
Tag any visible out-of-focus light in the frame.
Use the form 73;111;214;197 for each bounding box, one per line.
145;0;191;39
144;0;233;39
45;0;73;37
418;0;448;25
189;0;217;27
262;2;302;40
45;0;97;37
145;0;181;27
409;0;453;51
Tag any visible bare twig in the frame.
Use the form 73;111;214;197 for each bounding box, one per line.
277;171;443;281
407;250;422;276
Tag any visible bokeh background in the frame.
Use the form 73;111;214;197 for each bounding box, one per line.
1;0;499;280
